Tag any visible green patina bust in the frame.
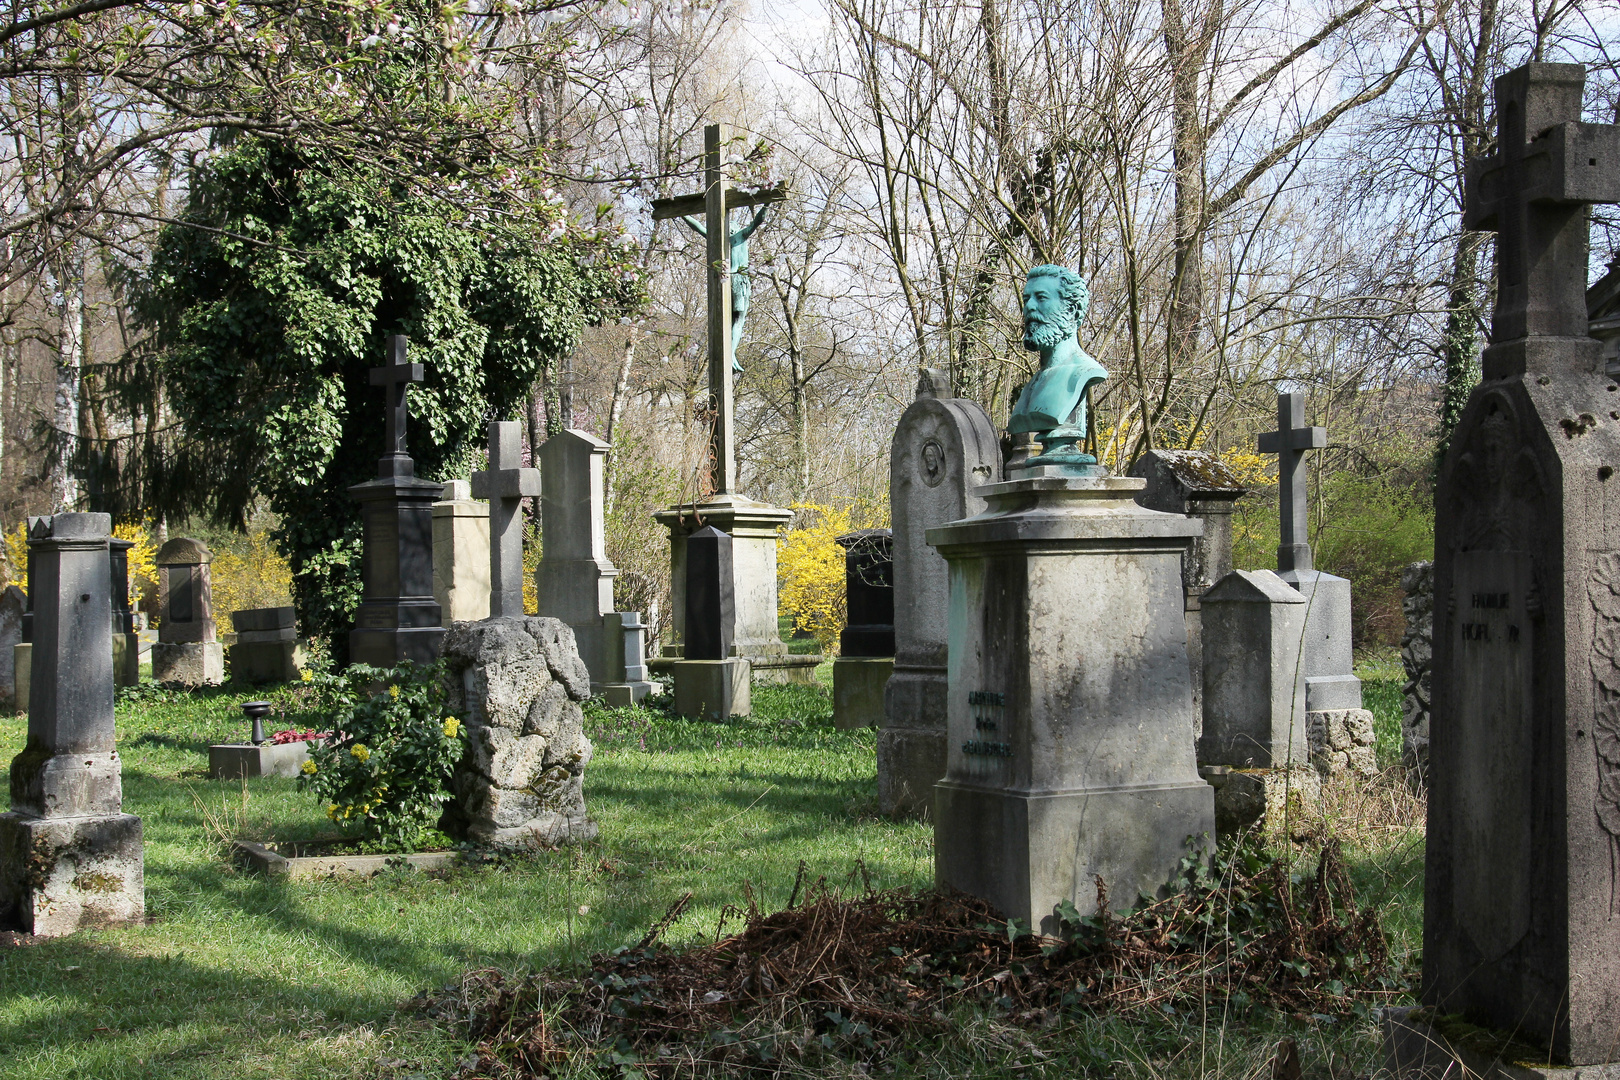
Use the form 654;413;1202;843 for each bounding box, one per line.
1008;264;1107;466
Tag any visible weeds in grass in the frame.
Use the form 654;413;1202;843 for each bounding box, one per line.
424;840;1409;1079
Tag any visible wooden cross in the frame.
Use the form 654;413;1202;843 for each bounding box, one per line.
370;335;425;478
471;421;541;618
1258;391;1326;574
650;123;787;498
1464;63;1620;345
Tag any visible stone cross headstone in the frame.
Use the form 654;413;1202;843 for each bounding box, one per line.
472;422;541;619
432;479;491;625
0;513;143;936
537;429;618;687
349;335;444;668
672;525;749;720
833;529;894;730
1395;62;1620;1072
1258;392;1326;574
152;537;224;686
879;381;1001;816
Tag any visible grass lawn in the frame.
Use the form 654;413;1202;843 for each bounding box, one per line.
0;667;1423;1080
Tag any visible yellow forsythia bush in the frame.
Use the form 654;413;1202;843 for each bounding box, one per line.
777;501;890;656
211;529;294;635
0;520;157;602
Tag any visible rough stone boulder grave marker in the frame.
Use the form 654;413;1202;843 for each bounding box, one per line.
1381;62;1620;1078
833;529;894;730
649;122;815;687
1129;449;1248;718
879;368;1001;817
929;266;1212;929
1199;569;1317;837
535;429;615;685
672;525;749;721
432;479;491;625
439;616;597;847
473;421;542;620
349;335;444;667
227;606;303;684
1399;560;1433;790
109;538;139;688
151;537;224;686
1257;390;1377;778
0;513;142;936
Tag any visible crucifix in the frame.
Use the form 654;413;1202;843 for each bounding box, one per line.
651;123;787;498
472;421;541;618
370;335;425;478
1258;390;1326;574
1464;63;1620;346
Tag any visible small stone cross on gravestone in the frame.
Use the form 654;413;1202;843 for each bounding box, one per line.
371;335;425;478
650;124;786;498
472;422;540;619
1465;64;1620;345
1258;391;1326;573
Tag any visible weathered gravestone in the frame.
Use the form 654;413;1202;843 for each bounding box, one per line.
227;607;302;684
672;525;749;721
349;336;444;667
598;611;654;706
1399;561;1433;790
473;421;541;620
151;537;224;686
432;479;491;625
1129;449;1248;718
535;429;616;685
649;122;815;687
879;369;1001;816
440;617;597;847
1381;63;1620;1076
0;513;143;936
1199;569;1316;836
1257;392;1376;778
13;523;34;712
833;529;894;730
0;585;24;711
109;538;139;688
929;267;1212;929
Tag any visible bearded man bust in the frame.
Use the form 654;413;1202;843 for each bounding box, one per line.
1008;264;1108;464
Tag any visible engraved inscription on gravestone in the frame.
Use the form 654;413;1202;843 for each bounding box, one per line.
963;690;1012;757
1451;549;1533;962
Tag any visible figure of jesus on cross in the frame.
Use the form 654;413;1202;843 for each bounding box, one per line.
678;204;771;374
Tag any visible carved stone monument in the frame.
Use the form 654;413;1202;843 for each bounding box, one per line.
432;479;491;625
929;269;1212;928
348;336;444;667
536;429;617;687
649;123;815;686
672;525;749;721
598;611;654;706
1399;560;1433;790
833;529;893;730
0;514;143;935
227;607;302;684
879;370;1001;816
1385;62;1620;1076
1129;449;1248;717
151;537;224;686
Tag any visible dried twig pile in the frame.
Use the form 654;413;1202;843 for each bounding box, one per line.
419;842;1401;1079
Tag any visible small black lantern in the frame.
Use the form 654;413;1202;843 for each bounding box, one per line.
241;700;274;746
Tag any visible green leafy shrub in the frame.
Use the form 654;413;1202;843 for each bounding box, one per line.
297;661;464;851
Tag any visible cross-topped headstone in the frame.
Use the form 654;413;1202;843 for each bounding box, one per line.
1257;391;1326;573
651;124;787;497
1465;63;1620;347
370;334;425;478
471;422;540;619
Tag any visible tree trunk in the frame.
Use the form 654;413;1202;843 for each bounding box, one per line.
1162;0;1214;375
605;331;636;512
53;240;84;512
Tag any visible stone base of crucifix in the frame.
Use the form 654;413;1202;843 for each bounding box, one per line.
349;474;446;668
651;495;822;685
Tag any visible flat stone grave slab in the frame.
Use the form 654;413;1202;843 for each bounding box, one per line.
232;839;458;881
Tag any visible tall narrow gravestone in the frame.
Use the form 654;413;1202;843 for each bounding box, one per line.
349;336;444;667
672;526;749;721
833;529;894;730
536;429;618;688
1385;63;1620;1075
432;479;491;625
151;537;224;686
0;514;143;936
109;538;139;688
879;370;1001;816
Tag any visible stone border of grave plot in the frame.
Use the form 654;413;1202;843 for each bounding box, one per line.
232;839;458;881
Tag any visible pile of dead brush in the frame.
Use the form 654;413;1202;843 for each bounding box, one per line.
419;841;1405;1079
